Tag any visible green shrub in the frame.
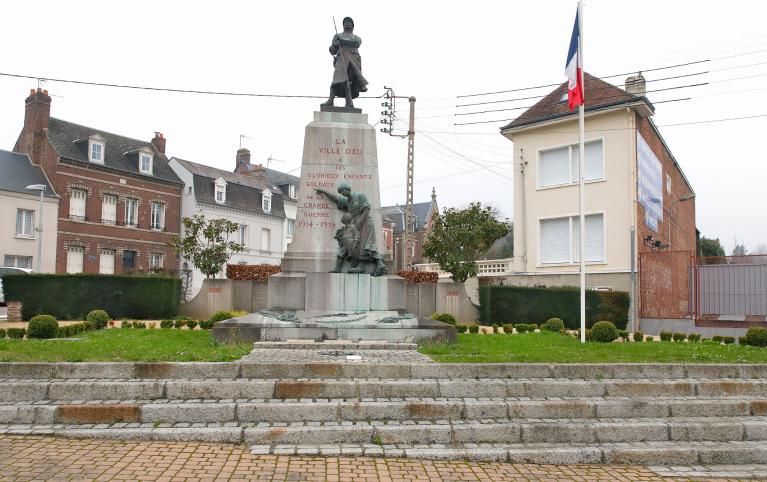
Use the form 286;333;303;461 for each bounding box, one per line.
672;332;687;342
174;319;187;329
86;310;110;329
83;321;96;331
589;321;618;343
27;315;59;339
133;321;146;329
687;333;701;342
0;328;6;338
186;320;198;330
743;327;767;347
479;285;629;330
723;336;735;344
431;313;456;325
456;325;468;333
646;337;654;342
633;331;644;342
121;321;133;329
198;320;214;330
2;274;180;320
659;331;673;342
514;323;529;333
160;319;174;329
502;323;515;334
618;330;629;340
7;328;25;339
712;335;724;343
529;323;538;331
739;336;748;345
542;318;565;332
209;311;234;324
468;325;479;334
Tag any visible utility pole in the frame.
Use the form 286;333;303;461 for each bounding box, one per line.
403;97;416;270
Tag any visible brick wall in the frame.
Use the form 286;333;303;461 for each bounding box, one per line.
635;115;696;319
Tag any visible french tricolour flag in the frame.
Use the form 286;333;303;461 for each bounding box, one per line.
565;9;584;111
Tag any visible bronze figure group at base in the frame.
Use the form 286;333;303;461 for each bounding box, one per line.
315;182;387;277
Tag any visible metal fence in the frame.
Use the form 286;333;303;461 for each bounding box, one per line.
693;255;767;316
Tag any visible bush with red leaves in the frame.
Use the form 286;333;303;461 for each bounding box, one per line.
226;264;282;281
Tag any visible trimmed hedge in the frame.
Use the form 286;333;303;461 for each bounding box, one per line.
542;317;565;332
589;321;618;343
86;310;110;329
2;274;181;320
742;327;767;347
479;285;629;330
27;315;59;339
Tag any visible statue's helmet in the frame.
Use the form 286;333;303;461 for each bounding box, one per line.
342;17;354;28
337;181;352;193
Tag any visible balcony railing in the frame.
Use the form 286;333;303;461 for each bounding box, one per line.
413;258;514;278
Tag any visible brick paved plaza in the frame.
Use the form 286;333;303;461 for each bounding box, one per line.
0;435;759;482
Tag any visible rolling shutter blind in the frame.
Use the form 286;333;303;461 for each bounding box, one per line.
66;247;84;274
539;147;570;187
540;217;570;263
573;214;605;262
572;140;604;182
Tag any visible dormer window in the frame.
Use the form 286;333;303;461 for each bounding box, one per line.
139;150;153;175
288;184;296;198
88;134;105;164
214;178;227;204
262;190;272;213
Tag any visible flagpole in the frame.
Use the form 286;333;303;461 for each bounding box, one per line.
578;0;586;344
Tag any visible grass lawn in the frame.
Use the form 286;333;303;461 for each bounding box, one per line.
419;331;767;363
0;329;251;362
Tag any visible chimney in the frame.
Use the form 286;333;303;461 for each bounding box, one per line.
625;72;646;97
235;148;251;172
245;163;267;185
151;132;166;153
22;88;52;164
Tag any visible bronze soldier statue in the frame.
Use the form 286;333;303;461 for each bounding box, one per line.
321;17;368;109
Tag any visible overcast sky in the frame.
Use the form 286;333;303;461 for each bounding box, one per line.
1;1;765;254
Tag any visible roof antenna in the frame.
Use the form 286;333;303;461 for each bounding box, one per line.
267;155;287;170
239;134;252;149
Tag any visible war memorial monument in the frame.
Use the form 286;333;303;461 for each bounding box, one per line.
213;18;455;343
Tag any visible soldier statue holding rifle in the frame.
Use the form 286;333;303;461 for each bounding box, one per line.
321;16;369;109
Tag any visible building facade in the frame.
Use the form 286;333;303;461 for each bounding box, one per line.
14;88;183;275
0;149;59;272
170;155;285;297
500;74;696;322
234;149;298;254
381;188;440;271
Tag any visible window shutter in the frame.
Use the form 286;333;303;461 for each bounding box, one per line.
70;190;86;217
102;195;117;223
99;250;114;274
540;217;570;263
261;228;270;251
573;214;605;263
67;247;83;274
539;147;570;187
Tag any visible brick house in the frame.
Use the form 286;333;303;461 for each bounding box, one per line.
500;73;696;331
13;88;183;275
381;188;440;271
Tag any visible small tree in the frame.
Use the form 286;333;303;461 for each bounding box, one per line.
697;236;725;257
732;244;748;256
169;214;244;279
423;202;510;283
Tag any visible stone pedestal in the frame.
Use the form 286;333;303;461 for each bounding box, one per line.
281;110;386;273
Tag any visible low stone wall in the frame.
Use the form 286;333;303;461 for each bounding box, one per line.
404;282;436;318
6;300;22;322
436;280;479;323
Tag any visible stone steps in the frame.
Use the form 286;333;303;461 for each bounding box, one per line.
3;378;767;402
2;362;766;380
2;397;766;424
2;418;767;446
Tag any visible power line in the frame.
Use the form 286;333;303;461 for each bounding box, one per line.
0;71;384;99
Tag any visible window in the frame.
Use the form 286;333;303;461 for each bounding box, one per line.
4;255;32;269
214;178;226;204
262;190;272;213
150;202;165;230
69;189;87;220
102;194;117;224
540;213;605;264
288;184;296;198
66;246;84;274
538;140;603;188
15;209;34;237
99;249;114;274
139;153;153;175
261;228;270;251
286;219;295;236
122;250;136;270
149;253;163;269
666;173;672;194
125;198;138;226
89;140;104;164
239;224;248;246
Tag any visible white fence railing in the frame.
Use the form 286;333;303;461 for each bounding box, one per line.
413;258;514;278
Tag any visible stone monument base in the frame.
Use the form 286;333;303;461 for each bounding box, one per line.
212;310;456;344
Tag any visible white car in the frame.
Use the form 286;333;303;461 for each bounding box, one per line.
0;267;33;306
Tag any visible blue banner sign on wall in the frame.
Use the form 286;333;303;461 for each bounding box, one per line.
636;132;663;232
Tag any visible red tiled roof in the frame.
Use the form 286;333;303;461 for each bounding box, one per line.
502;72;650;131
